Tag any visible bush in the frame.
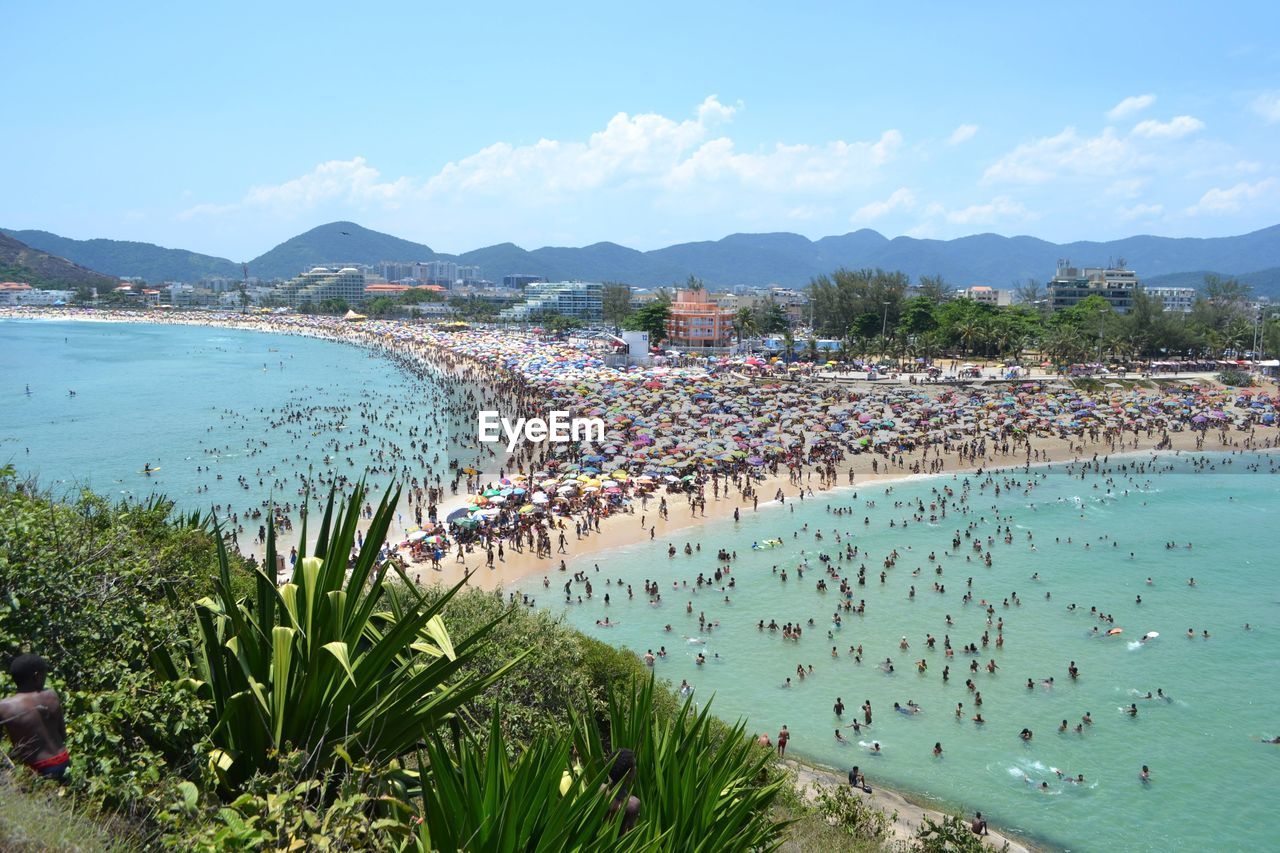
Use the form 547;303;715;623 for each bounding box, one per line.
1217;369;1254;387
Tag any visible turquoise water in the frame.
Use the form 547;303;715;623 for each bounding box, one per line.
524;454;1280;852
0;319;462;533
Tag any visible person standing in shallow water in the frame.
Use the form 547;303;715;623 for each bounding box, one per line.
0;653;69;782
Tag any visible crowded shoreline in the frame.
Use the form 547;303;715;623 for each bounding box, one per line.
4;306;1276;597
5;307;1279;851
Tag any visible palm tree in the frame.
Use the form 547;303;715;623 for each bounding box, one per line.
732;307;758;347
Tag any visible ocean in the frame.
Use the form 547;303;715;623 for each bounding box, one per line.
0;318;467;535
526;453;1280;852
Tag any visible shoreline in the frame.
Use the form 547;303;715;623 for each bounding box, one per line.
7;308;1277;851
783;753;1038;852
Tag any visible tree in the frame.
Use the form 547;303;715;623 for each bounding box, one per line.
752;299;790;334
621;298;671;344
400;288;445;305
236;283;249;313
915;274;952;304
1013;278;1048;312
808;268;909;338
897;296;938;336
682;274;705;293
602;283;633;330
538;311;582;334
732;307;758;345
365;296;398;317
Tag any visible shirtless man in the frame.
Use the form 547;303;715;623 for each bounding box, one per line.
0;654;69;782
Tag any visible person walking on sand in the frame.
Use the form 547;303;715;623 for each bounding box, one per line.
0;654;69;782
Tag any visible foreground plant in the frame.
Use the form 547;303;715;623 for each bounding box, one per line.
153;483;523;792
572;678;789;852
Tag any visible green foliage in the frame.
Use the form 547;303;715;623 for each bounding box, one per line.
572;678;789;852
808;783;891;843
536;311;583;333
915;813;998;852
1217;369;1254;387
414;713;639;852
398;287;445;305
808;268;909;339
404;586;597;745
603;283;635;328
753;299;791;334
154;483;523;792
621;298;671;343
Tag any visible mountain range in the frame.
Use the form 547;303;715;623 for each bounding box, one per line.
4;221;1280;297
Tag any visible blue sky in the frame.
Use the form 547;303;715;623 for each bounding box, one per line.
4;1;1279;259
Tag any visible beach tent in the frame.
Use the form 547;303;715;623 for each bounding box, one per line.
343;309;367;321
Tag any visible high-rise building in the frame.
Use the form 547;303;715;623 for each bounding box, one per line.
274;266;368;307
1047;263;1139;314
499;281;603;321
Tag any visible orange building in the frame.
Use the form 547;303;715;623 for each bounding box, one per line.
665;289;734;348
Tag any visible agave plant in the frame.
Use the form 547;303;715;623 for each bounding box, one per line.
408;711;657;852
152;482;524;792
571;678;788;852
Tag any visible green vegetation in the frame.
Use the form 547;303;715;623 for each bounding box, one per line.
621;296;671;342
0;466;1026;850
0;471;796;849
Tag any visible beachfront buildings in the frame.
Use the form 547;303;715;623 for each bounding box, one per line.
499;280;604;322
0;282;74;306
957;285;1012;306
275;266;368;308
666;288;735;348
1047;264;1139;314
1144;286;1197;313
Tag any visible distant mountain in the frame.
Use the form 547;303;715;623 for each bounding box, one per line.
246;222;438;280
1;228;240;282
0;232;116;290
1144;268;1280;301
7;221;1280;290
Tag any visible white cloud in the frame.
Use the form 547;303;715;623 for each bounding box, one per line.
1130;115;1204;139
181;157;409;219
983;127;1134;184
1185;178;1277;216
947;124;979;145
1105;178;1148;199
939;195;1030;226
1250;92;1280;124
1116;203;1163;220
1107;94;1156;120
851;188;916;222
188;97;902;222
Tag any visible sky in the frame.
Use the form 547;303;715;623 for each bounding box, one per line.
4;1;1279;260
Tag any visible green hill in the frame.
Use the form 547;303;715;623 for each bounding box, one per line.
0;232;116;290
2;228;240;282
246;221;439;280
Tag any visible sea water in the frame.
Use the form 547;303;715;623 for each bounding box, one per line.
0;319;464;530
525;453;1280;852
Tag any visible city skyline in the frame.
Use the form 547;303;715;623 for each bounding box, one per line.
4;1;1279;259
